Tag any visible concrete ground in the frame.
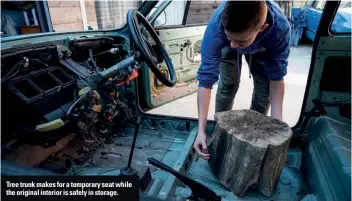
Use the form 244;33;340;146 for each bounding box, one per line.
148;44;313;127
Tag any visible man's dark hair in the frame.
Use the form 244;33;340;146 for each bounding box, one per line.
221;1;267;33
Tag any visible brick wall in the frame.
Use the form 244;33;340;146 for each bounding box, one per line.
186;1;221;24
95;0;141;30
48;0;98;32
186;1;293;25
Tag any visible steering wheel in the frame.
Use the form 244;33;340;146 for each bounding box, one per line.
127;9;177;87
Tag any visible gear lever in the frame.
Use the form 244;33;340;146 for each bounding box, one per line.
148;157;221;201
120;117;141;176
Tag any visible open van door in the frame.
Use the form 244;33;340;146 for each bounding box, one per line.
293;0;351;131
133;1;351;201
293;1;351;201
138;0;221;110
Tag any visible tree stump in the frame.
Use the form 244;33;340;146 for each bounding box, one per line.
207;109;292;197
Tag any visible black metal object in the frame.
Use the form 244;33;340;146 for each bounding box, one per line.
301;99;327;131
148;157;221;201
68;37;116;62
319;56;351;93
128;117;141;167
6;66;75;115
60;59;93;79
316;1;341;37
120;117;142;176
182;1;191;25
139;165;152;191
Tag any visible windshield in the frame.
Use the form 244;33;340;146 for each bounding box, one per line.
1;0;149;38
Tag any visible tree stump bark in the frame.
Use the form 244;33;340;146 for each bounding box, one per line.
207;109;292;197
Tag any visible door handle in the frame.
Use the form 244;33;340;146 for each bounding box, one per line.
169;44;179;48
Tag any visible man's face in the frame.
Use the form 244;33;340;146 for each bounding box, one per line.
225;23;268;49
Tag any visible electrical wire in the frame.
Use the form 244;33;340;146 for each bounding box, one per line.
82;134;95;143
4;65;21;80
3;62;22;78
1;59;25;83
91;131;98;141
80;112;98;141
28;58;50;67
93;49;112;57
1;57;51;83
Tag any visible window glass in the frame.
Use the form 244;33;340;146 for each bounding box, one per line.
0;0;143;38
311;0;326;10
153;0;187;26
150;0;221;27
94;0;141;30
331;1;352;33
185;1;221;25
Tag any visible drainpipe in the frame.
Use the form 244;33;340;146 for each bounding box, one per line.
79;0;88;30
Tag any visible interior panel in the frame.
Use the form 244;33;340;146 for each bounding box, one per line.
302;116;351;201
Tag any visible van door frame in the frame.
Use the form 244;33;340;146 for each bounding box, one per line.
293;1;345;133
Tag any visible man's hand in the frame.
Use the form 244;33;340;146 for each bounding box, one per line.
195;87;212;160
193;131;210;160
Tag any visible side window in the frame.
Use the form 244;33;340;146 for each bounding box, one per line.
184;1;221;55
331;1;352;33
154;1;187;26
311;0;326;10
185;1;221;25
152;0;221;27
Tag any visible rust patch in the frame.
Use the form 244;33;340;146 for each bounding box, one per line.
149;66;198;105
4;133;76;167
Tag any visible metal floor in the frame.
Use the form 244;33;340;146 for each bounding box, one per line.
70;126;190;176
175;148;308;201
67;125;308;201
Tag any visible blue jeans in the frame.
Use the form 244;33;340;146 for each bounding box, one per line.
215;48;270;114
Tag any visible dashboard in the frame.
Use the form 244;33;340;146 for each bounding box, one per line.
1;35;138;147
